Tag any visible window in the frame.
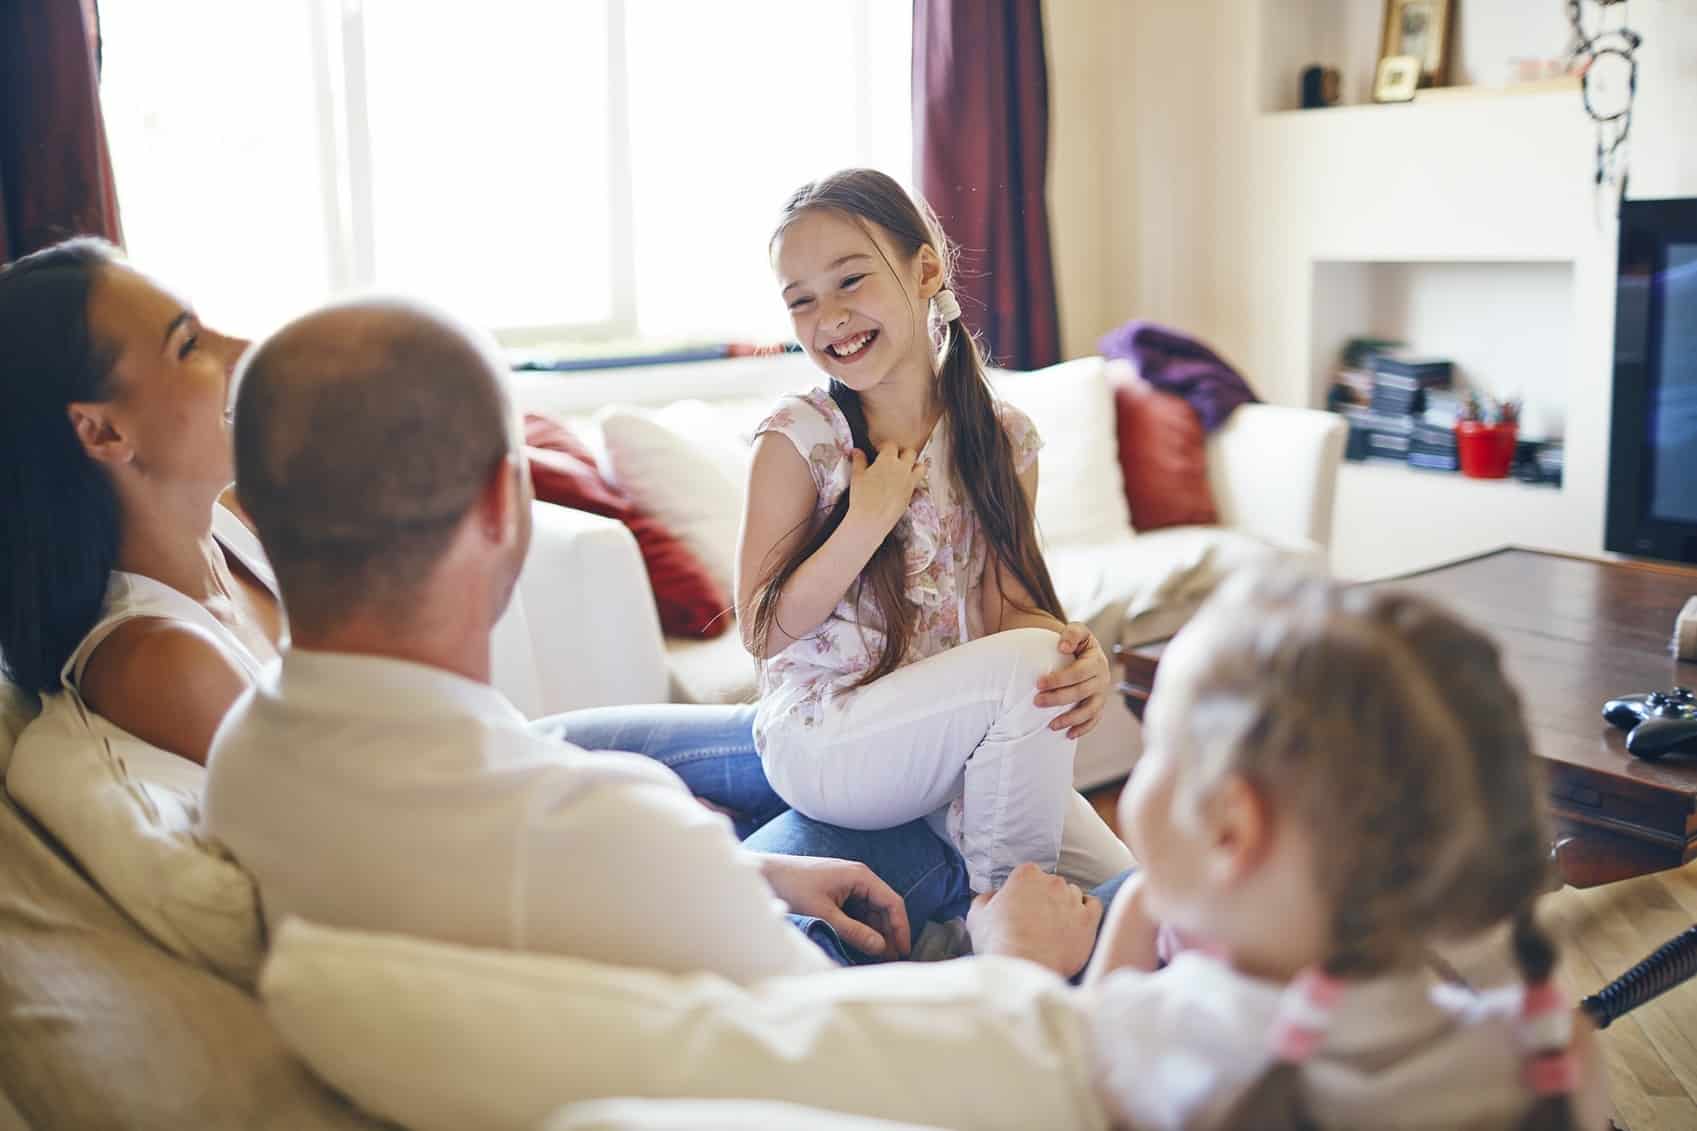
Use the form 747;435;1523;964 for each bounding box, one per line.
100;0;912;345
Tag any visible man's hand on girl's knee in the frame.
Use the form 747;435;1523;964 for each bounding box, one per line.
966;862;1102;978
756;854;912;959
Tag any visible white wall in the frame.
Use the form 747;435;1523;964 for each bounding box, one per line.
1044;0;1129;361
1045;0;1697;578
1631;0;1697;200
1045;0;1253;364
1310;260;1576;437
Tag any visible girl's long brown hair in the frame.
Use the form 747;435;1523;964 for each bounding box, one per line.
751;169;1062;683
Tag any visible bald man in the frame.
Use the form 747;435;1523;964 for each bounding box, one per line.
203;300;1103;982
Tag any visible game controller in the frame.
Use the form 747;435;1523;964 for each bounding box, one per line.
1602;687;1697;760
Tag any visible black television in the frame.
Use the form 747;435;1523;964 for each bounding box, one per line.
1606;197;1697;563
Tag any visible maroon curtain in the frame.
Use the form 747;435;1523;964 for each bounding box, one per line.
0;0;123;261
912;0;1060;371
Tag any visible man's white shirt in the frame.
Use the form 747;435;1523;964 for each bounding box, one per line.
205;649;830;982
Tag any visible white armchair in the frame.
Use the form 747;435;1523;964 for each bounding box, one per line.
1208;402;1348;551
492;504;669;721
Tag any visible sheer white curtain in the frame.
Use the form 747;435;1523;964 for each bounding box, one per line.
100;0;911;344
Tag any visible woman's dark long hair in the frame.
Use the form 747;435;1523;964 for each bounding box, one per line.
753;170;1063;684
0;238;122;695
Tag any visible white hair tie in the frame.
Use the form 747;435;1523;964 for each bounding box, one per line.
933;289;961;323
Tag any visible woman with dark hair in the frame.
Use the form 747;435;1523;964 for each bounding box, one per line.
0;239;281;765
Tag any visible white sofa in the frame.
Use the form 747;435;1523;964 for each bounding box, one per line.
512;352;1347;788
0;357;1345;1129
0;503;801;1131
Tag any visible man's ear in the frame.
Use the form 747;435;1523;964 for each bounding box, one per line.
915;244;945;302
65;403;134;468
1201;773;1273;890
475;452;527;544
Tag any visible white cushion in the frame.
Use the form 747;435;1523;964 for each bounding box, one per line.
4;694;263;985
652;398;767;480
596;403;751;594
990;358;1133;547
543;1099;950;1131
0;679;38;776
260;918;1111;1131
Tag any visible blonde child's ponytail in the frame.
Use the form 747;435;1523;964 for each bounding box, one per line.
1370;593;1579;1130
1511;907;1580;1131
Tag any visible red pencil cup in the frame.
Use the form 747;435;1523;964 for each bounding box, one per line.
1455;421;1518;479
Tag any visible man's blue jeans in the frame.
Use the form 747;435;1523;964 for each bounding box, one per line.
536;703;1128;966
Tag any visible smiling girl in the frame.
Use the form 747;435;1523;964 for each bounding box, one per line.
738;169;1130;895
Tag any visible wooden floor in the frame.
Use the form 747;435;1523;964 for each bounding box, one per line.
1086;785;1697;1130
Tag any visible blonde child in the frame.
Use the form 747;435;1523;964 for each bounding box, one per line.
1085;568;1608;1129
738;168;1130;895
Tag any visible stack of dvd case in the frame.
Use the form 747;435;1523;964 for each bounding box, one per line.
1343;352;1456;467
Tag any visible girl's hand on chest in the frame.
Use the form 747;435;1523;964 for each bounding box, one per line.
845;443;929;537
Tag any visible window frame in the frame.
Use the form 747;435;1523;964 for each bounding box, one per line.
308;0;638;345
104;0;910;347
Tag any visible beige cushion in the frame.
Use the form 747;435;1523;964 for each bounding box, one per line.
596;403;750;594
543;1099;950;1131
261;918;1111;1131
0;790;378;1130
5;693;263;985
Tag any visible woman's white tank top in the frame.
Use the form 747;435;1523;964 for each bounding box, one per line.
61;505;282;694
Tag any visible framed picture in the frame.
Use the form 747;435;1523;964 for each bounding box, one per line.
1380;0;1454;88
1373;55;1421;103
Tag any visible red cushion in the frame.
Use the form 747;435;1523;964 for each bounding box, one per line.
1111;377;1219;531
523;414;731;638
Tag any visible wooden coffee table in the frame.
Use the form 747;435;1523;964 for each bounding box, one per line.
1115;547;1697;889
